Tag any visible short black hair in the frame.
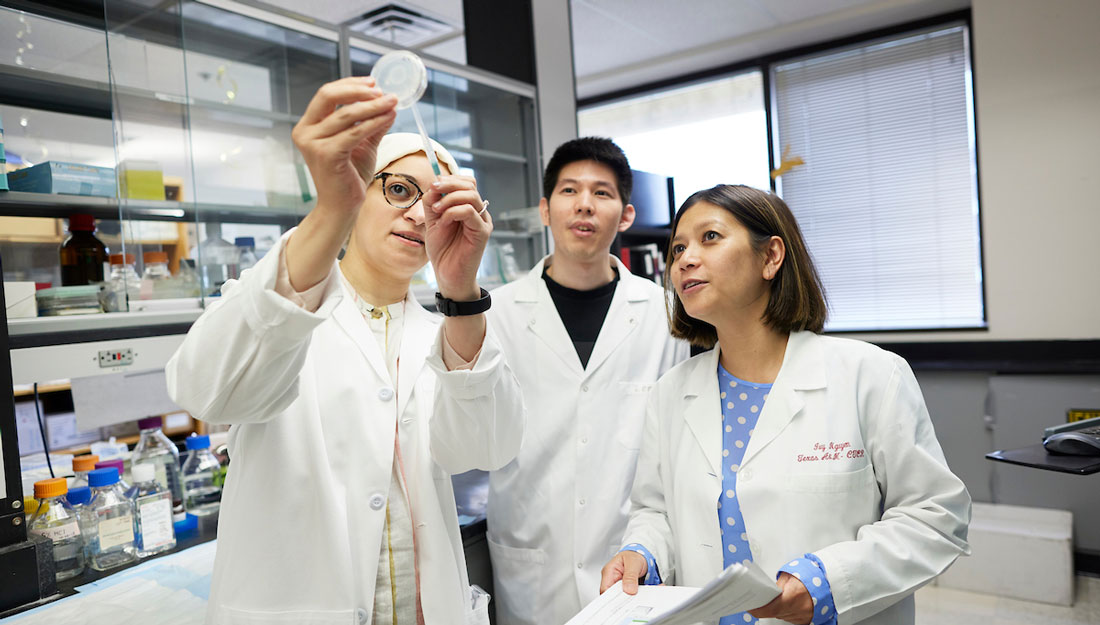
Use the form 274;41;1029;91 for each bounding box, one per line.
542;137;633;204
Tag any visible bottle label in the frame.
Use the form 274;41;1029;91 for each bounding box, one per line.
137;495;174;550
97;514;135;550
32;520;80;542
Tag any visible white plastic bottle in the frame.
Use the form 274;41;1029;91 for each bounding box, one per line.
127;463;177;557
132;416;186;521
196;223;239;295
86;467;138;571
29;478;85;581
234;237;258;274
181;434;223;516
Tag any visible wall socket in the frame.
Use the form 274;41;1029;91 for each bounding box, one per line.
98;348;134;368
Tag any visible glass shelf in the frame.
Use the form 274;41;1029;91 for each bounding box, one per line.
0;191;305;224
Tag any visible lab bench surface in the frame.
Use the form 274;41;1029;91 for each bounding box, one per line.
986;443;1100;475
1;475;493;620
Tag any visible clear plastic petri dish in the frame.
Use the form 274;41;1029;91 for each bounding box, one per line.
370;50;428;110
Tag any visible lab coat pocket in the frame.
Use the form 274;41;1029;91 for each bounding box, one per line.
487;537;546;625
615;381;654;450
465;584;491;625
784;463;875;493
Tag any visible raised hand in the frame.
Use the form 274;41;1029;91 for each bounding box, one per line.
421;175;492;301
285;78;397;291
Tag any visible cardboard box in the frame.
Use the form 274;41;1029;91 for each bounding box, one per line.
44;411;102;450
15;398;46;456
4;281;37;319
7;161;117;197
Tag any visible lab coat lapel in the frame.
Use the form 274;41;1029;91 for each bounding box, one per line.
682;347;724;478
332;290;391;384
517;259;585;376
740;332;825;467
583;257;646;378
397;295;435;418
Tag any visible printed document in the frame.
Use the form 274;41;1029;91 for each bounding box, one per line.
567;561;781;625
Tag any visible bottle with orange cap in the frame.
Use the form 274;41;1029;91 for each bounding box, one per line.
70;454;100;490
29;477;86;581
103;253;142;312
139;250;173;300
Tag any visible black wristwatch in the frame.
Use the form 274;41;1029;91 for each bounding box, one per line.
435;288;491;317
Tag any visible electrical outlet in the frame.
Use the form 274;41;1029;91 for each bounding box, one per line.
98;348;134;368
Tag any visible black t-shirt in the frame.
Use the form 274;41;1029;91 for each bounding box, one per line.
542;267;619;369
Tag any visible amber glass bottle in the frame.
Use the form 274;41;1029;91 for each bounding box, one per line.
59;214;109;286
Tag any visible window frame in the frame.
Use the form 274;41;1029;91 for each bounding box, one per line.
577;9;985;336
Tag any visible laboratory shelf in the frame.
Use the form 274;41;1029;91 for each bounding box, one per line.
8;309;201;350
0;63;302;125
0;191;306;225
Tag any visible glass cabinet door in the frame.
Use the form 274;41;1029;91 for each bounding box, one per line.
1;2;542;335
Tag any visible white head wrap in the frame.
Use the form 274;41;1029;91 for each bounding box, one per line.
373;132;459;177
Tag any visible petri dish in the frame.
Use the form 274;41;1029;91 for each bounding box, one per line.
370;50;428;110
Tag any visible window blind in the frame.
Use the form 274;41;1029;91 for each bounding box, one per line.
771;24;983;331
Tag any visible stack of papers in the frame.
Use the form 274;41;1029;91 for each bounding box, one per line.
567;561;781;625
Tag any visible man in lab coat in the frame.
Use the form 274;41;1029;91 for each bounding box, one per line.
486;137;690;625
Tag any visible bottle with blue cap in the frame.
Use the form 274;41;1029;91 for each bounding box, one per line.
182;434;223;516
86;467;138;570
128;462;177;557
66;485;95;562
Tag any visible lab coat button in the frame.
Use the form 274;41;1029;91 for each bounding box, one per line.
582;385;589;392
577;563;583;569
369;493;385;510
581;437;588;444
357;608;368;624
579;498;586;506
741;468;753;481
378;388;394;401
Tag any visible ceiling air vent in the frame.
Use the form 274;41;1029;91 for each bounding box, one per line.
346;4;459;48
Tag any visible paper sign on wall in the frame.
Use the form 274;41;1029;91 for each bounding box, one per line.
71;369;182;430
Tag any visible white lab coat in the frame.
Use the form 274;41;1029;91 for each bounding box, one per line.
166;233;525;625
624;331;971;625
485;256;689;625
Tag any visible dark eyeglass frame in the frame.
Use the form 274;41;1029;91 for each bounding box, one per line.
372;172;425;209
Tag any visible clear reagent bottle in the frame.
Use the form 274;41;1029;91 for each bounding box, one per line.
132;416;185;521
127;462;177;557
69;454;100;491
181;434;223;516
86;467;138;571
29;477;86;581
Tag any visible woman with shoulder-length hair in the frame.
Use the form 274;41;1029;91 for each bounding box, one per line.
600;184;970;625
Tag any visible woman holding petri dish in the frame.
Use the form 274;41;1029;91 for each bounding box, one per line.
599;185;970;625
167;52;523;625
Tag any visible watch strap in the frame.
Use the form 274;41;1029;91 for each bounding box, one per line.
435;288;491;317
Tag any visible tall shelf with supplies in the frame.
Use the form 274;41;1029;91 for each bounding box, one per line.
1;0;544;370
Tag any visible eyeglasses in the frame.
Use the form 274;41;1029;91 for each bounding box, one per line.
373;172;425;209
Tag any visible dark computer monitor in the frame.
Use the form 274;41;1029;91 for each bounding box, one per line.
629;169;674;229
